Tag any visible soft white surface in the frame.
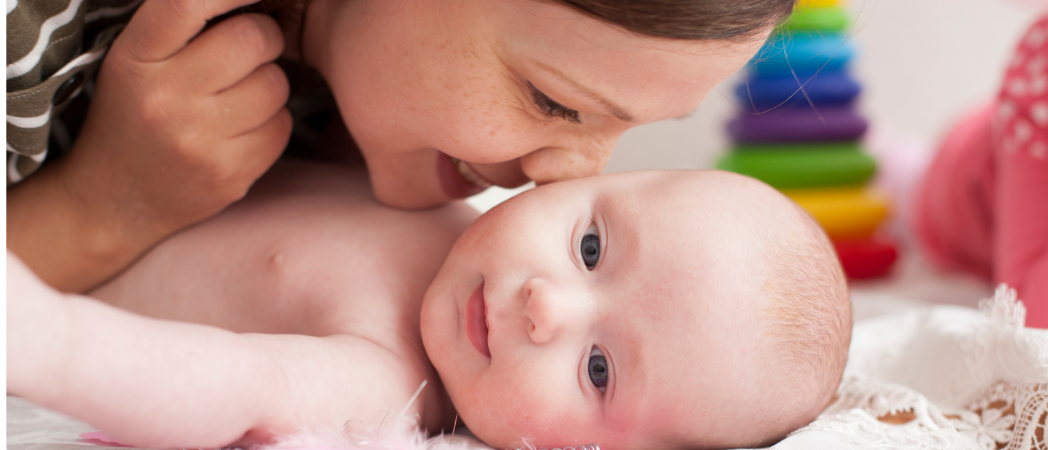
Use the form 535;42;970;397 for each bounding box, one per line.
790;287;1048;450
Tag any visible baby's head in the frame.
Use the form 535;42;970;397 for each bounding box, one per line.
420;170;850;449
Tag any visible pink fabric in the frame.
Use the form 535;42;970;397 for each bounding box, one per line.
994;16;1048;329
912;103;997;281
914;15;1048;328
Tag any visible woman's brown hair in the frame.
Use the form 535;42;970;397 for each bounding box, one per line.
555;0;795;41
254;0;795;46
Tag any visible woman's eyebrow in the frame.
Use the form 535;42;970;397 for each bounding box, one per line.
533;61;636;123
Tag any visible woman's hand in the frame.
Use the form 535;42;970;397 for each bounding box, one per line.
7;0;292;292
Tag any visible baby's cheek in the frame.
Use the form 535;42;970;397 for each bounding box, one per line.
456;379;543;446
475;385;590;448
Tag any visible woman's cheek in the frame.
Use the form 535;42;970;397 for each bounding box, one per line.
453;118;552;166
432;85;547;160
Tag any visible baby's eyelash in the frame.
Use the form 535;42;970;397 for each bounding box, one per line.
527;82;581;124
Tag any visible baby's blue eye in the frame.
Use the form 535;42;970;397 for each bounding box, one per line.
581;233;600;270
588;347;608;393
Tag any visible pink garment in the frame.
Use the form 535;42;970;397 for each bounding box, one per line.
912;103;997;281
914;15;1048;328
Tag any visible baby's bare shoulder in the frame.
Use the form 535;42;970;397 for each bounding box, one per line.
234;161;478;334
92;160;478;339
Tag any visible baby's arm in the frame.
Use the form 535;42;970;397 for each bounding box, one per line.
8;253;422;449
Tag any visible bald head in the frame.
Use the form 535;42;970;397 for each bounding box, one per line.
710;172;851;442
694;172;851;443
623;171;851;448
759;200;851;435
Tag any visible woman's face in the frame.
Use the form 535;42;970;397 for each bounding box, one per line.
303;0;768;208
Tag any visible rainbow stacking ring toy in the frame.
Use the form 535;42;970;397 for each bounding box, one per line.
718;1;900;279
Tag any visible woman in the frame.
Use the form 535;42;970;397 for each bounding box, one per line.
6;0;792;292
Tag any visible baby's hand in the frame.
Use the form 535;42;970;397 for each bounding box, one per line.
7;0;292;291
72;0;292;226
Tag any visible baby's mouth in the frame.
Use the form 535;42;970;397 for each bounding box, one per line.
466;284;491;359
449;157;493;190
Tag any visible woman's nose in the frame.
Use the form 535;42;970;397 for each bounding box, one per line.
520;135;619;185
523;278;582;344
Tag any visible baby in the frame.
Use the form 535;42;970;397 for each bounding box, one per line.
8;161;851;450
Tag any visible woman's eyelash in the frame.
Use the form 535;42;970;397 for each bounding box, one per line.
527;82;581;124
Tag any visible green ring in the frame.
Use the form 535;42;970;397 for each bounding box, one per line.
777;6;851;34
716;142;876;189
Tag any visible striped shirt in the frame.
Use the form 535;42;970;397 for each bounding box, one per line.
6;0;141;185
8;0;346;188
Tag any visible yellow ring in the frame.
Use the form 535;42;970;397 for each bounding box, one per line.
783;187;889;240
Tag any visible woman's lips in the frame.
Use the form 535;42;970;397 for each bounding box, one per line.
436;153;490;200
466;284;491;359
453;157;496;189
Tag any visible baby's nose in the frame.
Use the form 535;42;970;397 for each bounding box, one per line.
523;278;582;343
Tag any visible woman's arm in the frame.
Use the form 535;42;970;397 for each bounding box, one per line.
6;0;291;293
7;252;426;448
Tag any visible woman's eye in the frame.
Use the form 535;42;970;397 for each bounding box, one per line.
527;82;581;124
588;346;609;393
581;232;600;270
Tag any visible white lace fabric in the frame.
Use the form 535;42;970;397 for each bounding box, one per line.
790;285;1048;450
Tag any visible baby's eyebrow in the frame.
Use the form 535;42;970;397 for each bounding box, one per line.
532;61;636;123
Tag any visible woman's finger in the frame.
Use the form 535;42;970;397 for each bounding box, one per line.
224;107;293;184
172;13;285;94
211;62;290;136
114;0;263;63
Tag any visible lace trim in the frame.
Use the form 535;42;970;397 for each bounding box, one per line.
793;285;1048;450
